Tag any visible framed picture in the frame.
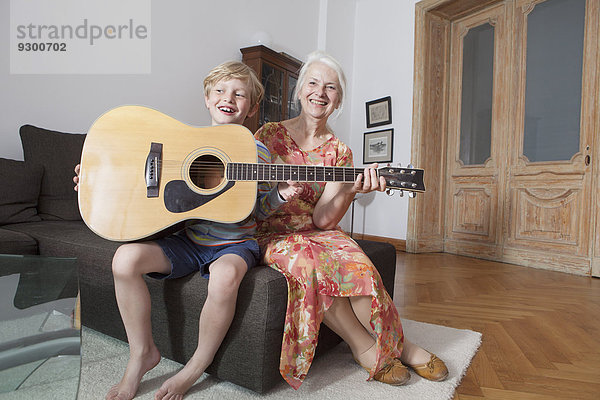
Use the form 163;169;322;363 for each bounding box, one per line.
365;96;392;128
363;129;394;164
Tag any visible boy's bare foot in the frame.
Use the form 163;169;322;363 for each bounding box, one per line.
154;358;206;400
106;346;161;400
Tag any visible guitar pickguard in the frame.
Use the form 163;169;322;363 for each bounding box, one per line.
164;180;235;213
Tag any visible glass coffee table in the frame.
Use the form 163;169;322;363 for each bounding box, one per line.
0;254;80;398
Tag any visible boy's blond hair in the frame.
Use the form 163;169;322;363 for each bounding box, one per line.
203;61;264;107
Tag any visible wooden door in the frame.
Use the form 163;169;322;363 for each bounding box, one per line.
444;3;511;260
503;0;597;274
440;0;599;275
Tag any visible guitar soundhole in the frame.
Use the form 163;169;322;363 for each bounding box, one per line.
189;155;224;190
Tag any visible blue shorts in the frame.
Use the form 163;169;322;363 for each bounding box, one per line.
150;231;260;280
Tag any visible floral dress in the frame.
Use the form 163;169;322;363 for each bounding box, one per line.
254;122;404;389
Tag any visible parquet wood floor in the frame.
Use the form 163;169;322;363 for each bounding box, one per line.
393;252;600;400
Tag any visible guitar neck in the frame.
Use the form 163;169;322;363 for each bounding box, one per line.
227;163;367;183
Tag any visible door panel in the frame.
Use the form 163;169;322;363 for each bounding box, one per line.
445;3;509;258
452;186;494;236
512;185;582;246
504;0;593;273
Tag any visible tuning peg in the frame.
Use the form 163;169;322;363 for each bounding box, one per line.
386;189;395;196
407;163;414;169
398;190;404;197
408;192;416;198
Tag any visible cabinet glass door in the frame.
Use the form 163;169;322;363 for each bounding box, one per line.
287;75;300;119
260;63;283;125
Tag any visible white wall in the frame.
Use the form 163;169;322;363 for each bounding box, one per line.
0;0;320;159
1;0;420;240
331;0;419;239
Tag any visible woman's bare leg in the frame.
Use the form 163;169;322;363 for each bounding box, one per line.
348;296;375;335
348;296;436;365
400;339;434;365
323;297;377;368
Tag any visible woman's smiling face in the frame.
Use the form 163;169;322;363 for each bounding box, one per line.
297;62;340;121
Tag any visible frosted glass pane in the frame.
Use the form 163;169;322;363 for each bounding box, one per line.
460;23;494;165
523;0;585;162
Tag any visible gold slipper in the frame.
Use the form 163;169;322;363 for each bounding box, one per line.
356;357;411;386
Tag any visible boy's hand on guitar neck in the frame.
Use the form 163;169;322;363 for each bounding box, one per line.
277;180;303;201
73;164;81;192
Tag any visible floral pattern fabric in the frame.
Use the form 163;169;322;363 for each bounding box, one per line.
254;122;404;389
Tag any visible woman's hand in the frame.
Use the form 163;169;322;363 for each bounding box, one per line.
313;164;385;230
73;164;80;192
351;163;386;194
277;180;303;201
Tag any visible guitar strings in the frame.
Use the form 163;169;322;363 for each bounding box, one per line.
155;161;389;181
158;166;372;179
150;161;418;189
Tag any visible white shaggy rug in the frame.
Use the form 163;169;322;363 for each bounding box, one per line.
78;319;482;400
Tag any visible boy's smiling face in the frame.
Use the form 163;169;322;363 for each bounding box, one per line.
205;78;258;126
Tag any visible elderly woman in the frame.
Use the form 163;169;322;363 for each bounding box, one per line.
254;51;448;389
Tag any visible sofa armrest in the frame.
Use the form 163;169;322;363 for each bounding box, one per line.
0;228;38;255
355;239;397;299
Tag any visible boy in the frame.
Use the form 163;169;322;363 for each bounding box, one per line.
75;61;300;400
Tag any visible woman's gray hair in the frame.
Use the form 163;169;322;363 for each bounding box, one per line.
294;50;347;116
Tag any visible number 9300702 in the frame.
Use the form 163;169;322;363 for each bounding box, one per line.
18;42;66;51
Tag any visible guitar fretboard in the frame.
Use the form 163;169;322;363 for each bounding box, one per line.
227;163;368;183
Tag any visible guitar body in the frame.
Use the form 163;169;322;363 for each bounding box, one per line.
79;105;258;241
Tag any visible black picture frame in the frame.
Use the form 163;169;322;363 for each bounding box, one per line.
363;129;394;164
365;96;392;128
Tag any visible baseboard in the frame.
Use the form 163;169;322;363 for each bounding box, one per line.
349;232;406;252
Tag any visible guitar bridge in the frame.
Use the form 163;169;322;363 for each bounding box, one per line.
145;142;162;197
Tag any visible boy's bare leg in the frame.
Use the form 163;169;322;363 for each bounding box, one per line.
106;243;171;400
155;254;247;400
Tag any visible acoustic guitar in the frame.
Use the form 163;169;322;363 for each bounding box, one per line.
78;105;425;241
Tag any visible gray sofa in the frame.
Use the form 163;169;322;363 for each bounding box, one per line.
0;124;397;393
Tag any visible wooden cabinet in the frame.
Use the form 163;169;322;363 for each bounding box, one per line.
240;45;302;133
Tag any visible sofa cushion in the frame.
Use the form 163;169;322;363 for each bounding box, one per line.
0;158;43;225
20;125;85;221
2;220;120;257
0;228;38;255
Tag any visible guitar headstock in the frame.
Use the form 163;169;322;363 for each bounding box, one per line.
378;165;425;194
